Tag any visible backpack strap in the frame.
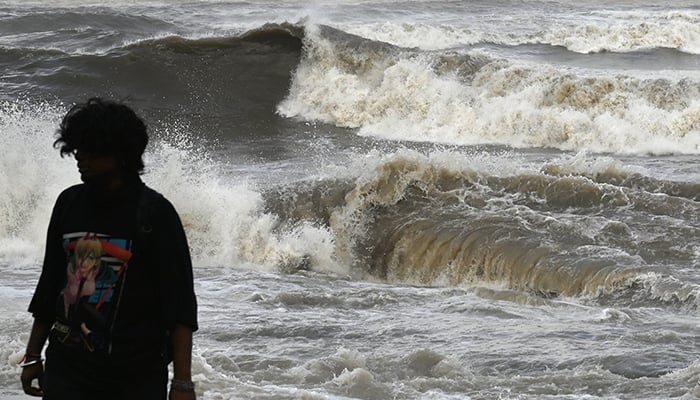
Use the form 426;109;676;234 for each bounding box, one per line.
135;185;163;251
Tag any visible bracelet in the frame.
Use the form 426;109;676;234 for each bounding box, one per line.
18;354;44;368
171;378;195;393
17;353;44;366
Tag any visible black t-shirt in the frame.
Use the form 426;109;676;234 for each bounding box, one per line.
28;177;197;372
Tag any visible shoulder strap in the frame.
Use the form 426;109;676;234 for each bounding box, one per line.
135;185;163;249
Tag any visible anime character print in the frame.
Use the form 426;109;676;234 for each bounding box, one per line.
56;233;132;353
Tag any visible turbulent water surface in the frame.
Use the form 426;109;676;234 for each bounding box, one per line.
1;1;699;399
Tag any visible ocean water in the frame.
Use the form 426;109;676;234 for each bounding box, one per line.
1;1;699;399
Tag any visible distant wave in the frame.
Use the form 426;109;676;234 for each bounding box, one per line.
2;21;699;155
0;23;304;135
121;23;304;53
536;19;700;54
279;25;700;155
4;21;699;155
338;14;700;54
0;8;179;55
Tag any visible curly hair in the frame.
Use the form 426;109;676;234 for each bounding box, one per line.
54;98;149;175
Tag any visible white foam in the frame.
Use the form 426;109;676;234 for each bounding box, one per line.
0;100;345;275
279;27;700;155
541;151;647;177
338;22;482;51
541;17;700;54
0;100;76;264
143;129;346;273
338;10;700;54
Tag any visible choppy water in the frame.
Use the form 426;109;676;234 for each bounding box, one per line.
1;1;699;399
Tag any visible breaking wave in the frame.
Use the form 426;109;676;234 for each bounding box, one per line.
265;150;700;308
279;25;700;155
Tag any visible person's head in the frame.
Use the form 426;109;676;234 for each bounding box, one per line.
54;98;148;182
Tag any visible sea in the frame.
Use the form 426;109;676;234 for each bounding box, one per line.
0;1;699;399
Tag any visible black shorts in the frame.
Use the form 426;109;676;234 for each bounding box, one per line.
43;341;168;400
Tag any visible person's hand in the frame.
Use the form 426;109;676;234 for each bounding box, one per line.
20;362;44;397
169;388;196;400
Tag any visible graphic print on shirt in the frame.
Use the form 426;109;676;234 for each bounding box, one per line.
58;232;132;353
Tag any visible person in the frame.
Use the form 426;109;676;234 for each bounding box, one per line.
19;98;198;400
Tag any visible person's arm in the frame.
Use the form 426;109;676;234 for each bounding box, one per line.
155;195;198;400
169;323;195;400
22;190;69;396
25;317;53;357
20;317;53;396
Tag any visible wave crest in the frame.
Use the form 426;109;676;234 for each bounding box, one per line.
266;150;699;308
279;24;700;154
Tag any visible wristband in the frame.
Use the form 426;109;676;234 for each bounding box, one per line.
171;378;195;393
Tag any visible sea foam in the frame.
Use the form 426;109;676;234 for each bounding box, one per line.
279;24;700;155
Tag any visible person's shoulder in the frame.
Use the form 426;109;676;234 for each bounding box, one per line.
142;184;177;215
56;183;85;204
141;185;187;234
59;183;85;195
142;184;167;205
141;184;163;200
